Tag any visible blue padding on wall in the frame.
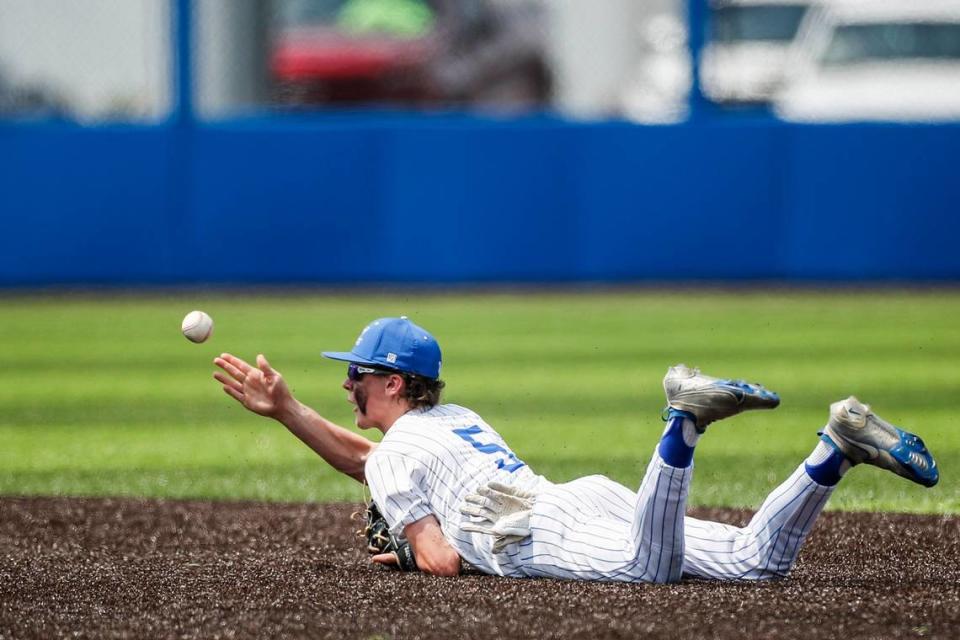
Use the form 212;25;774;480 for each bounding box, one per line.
380;122;578;282
1;117;958;286
0;124;175;285
190;124;385;282
572;121;785;280
783;124;960;280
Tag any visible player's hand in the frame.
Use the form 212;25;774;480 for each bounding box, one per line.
213;353;295;419
371;552;399;567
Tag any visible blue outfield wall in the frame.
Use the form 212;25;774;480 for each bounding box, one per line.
1;116;958;286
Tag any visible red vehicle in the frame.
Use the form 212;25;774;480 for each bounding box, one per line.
270;0;552;108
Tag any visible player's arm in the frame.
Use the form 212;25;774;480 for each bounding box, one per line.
405;516;462;576
214;352;374;482
372;515;461;577
271;398;375;482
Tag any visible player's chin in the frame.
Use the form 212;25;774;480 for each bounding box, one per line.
353;408;372;429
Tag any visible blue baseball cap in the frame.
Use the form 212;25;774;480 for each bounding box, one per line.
322;317;442;379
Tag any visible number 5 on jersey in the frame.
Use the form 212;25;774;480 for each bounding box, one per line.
453;425;526;473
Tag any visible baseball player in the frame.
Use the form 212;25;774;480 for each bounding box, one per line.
213;316;939;581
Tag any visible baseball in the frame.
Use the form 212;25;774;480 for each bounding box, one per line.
181;310;214;343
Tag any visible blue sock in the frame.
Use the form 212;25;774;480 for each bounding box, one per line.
658;409;699;468
804;435;850;487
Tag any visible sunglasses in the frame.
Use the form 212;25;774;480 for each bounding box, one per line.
347;362;393;381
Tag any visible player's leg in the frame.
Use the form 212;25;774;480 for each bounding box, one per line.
624;411;695;583
478;445;692;583
473;365;779;583
517;473;671;582
622;365;781;583
682;464;834;580
682;396;938;580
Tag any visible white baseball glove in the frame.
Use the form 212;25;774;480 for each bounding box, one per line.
459;481;537;552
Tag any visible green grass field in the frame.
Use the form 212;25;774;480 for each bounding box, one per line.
1;290;957;514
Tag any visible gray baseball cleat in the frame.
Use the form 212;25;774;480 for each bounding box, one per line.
663;364;780;431
821;396;939;487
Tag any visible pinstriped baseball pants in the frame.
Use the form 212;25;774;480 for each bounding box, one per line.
516;452;834;583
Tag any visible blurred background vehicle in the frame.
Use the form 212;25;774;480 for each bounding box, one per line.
269;0;552;109
775;0;960;122
700;0;813;106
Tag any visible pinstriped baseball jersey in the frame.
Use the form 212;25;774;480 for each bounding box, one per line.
364;404;550;576
366;406;834;582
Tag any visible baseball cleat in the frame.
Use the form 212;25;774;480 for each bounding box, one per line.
663;364;780;431
822;396;939;487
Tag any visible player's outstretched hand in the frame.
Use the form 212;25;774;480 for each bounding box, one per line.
213;353;294;419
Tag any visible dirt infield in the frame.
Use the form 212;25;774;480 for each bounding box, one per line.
1;497;958;640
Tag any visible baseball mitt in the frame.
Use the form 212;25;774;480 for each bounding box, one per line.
362;501;418;571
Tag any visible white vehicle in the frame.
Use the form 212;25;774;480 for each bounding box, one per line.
701;0;813;104
775;0;960;122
